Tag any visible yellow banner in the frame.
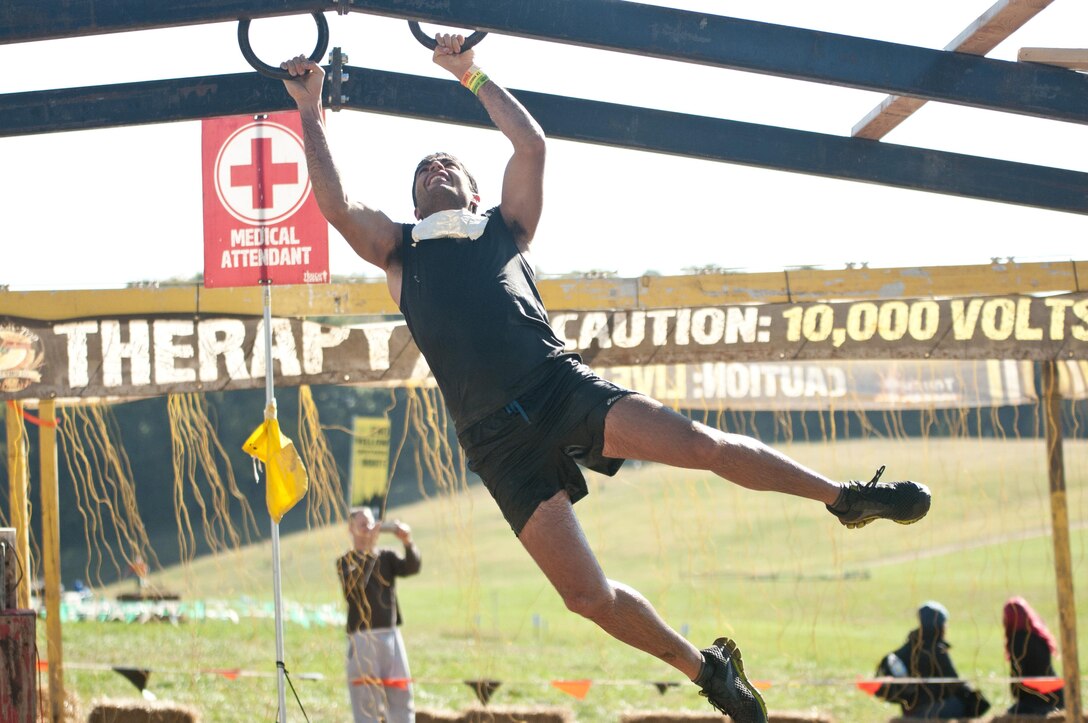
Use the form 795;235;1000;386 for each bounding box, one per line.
350;416;391;506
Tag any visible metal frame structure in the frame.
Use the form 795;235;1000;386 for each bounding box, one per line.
852;0;1056;139
2;3;1086;722
5;0;1088;120
3;0;1088;215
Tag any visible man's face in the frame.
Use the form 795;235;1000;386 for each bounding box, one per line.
349;509;379;550
413;155;477;219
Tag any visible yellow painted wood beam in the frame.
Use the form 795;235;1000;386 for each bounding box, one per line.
0;282;396;320
38;400;65;722
2;260;1084;319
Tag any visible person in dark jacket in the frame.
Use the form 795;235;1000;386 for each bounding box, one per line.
876;601;989;719
1004;596;1064;715
337;507;422;723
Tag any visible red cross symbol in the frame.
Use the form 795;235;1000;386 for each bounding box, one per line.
230;137;298;209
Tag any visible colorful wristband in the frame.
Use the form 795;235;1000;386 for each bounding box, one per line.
460;65;490;95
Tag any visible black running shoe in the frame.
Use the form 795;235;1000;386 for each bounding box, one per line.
694;637;768;723
827;465;931;529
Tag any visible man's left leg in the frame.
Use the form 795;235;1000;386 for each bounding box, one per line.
604;394;839;500
519;489;702;677
601;394;929;527
384;628;415;723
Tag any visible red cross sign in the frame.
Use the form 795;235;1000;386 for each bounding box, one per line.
202;112;329;288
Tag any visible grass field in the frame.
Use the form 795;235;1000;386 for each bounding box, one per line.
47;437;1088;721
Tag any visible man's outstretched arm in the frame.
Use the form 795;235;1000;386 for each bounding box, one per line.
281;56;401;272
432;36;546;250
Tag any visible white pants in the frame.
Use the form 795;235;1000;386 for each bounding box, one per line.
346;627;414;723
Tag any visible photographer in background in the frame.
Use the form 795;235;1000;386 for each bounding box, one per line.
874;601;990;719
336;507;421;723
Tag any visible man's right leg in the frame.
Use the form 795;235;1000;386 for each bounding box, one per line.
518;489;767;722
346;631;387;723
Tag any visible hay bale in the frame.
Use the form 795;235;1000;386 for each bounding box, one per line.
619;712;725;722
459;704;575;722
619;711;832;722
768;713;833;723
87;697;201;723
36;687;82;723
417;710;462;723
989;714;1068;722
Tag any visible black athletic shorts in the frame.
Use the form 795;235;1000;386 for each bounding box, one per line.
457;355;636;535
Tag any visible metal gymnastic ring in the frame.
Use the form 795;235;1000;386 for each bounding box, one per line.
238;12;330;80
408;21;487;52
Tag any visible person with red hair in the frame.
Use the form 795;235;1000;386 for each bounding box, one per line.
1004;596;1064;715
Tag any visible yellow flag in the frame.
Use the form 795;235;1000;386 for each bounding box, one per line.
243;404;308;523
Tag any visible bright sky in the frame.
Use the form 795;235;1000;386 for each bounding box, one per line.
1;0;1085;291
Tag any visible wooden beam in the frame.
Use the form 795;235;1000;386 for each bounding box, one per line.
944;0;1054;53
1019;47;1088;71
853;0;1054;139
0;283;395;321
0;260;1085;320
38;400;65;723
1041;361;1084;723
4;402;31;609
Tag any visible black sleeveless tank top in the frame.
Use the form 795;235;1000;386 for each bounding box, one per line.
398;207;566;431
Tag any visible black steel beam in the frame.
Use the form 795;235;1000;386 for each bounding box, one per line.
2;67;1086;215
0;74;297;134
4;0;1088;126
359;0;1088;125
0;0;331;42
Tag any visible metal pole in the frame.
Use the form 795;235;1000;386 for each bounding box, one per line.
1041;360;1083;723
4;401;31;609
39;400;65;723
263;283;288;723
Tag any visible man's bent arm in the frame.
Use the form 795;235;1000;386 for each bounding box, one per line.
432;37;546;249
477;82;546;249
282;57;400;271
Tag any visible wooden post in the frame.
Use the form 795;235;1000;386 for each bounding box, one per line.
0;610;37;721
1042;361;1083;723
39;400;64;723
4;401;31;609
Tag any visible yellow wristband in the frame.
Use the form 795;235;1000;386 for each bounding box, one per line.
460;65;490;95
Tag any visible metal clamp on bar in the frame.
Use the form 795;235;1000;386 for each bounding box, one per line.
238;12;330;80
0;541;8;611
408;21;486;51
328;47;348;111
